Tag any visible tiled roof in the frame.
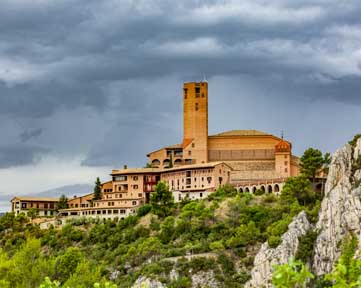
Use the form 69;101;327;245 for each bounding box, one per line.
11;196;59;202
111;161;233;175
209;130;271;137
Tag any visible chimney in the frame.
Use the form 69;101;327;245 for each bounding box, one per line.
123;165;127;170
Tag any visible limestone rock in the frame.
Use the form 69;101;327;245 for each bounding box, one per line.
191;270;220;288
245;211;311;288
312;138;361;276
131;276;165;288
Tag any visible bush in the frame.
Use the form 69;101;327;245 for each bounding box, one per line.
137;204;152;217
296;230;319;262
268;235;282;248
254;189;265;196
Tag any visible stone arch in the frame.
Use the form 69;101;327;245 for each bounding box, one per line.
245;187;250;193
163;159;170;165
174;159;182;166
267;185;273;193
315;183;323;193
274;184;280;193
252;186;257;193
239;187;244;193
261;185;265;192
152;159;160;167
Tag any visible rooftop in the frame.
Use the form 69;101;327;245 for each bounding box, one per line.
209;130;271;137
11;196;59;202
112;161;232;175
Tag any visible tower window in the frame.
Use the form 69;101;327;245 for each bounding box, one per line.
195;103;199;111
192;143;195;148
184;88;188;99
195;87;200;98
188;151;191;156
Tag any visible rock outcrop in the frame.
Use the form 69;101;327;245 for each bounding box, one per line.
131;276;165;288
312;138;361;275
245;211;311;288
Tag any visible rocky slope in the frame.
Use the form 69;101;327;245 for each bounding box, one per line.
245;211;311;288
312;138;361;275
246;137;361;287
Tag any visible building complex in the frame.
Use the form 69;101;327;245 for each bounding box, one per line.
11;82;300;220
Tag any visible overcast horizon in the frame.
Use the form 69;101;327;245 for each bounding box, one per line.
1;0;361;211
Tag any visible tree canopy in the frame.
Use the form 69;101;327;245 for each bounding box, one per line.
150;181;174;218
93;177;102;201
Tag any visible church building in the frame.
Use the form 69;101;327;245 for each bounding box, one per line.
147;81;299;187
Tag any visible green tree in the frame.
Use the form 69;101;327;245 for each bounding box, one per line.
280;176;315;206
300;148;325;182
54;247;83;283
93;177;102;201
150;181;174;218
27;208;38;222
57;194;68;210
272;257;314;288
159;216;175;244
168;153;173;168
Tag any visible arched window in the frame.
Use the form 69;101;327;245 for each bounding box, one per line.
151;159;160;167
267;185;273;193
274;184;280;193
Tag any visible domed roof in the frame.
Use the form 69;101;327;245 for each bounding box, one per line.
275;139;291;152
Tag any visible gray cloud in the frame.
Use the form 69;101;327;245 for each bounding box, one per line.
0;0;360;170
20;128;43;142
0;145;50;169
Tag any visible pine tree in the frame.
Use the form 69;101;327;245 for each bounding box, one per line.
57;194;68;210
93;177;102;200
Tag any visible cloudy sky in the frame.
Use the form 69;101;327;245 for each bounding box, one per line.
1;0;361;209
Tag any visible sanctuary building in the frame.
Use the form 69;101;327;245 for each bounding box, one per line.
57;81;299;221
12;81;299;221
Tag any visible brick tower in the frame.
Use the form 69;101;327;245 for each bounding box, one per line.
182;81;208;164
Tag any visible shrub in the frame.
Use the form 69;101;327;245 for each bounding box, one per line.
268;235;282;248
137;204;152;217
254;189;265;196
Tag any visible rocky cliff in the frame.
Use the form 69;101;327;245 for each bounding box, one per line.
245;211;311;288
246;137;361;286
312;138;361;275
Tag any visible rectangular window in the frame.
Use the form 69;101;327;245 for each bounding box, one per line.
188;150;191;156
113;176;127;181
133;185;139;189
133;176;138;181
200;193;203;198
284;161;288;165
132;201;137;206
195;103;199;111
195;87;200;97
21;203;27;209
138;193;142;197
120;210;126;214
184;88;188;99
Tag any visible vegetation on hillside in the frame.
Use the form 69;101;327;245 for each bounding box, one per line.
0;176;321;287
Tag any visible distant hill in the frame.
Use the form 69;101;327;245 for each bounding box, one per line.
0;184;93;213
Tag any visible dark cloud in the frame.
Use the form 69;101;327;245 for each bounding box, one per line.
0;145;50;168
0;0;361;170
20;128;43;142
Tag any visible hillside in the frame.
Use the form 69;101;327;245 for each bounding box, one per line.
0;136;360;287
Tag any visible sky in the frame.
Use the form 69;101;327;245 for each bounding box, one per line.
1;0;361;210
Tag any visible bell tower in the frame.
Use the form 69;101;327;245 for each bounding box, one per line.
182;81;208;164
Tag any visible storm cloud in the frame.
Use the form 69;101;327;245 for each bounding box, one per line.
0;0;360;181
